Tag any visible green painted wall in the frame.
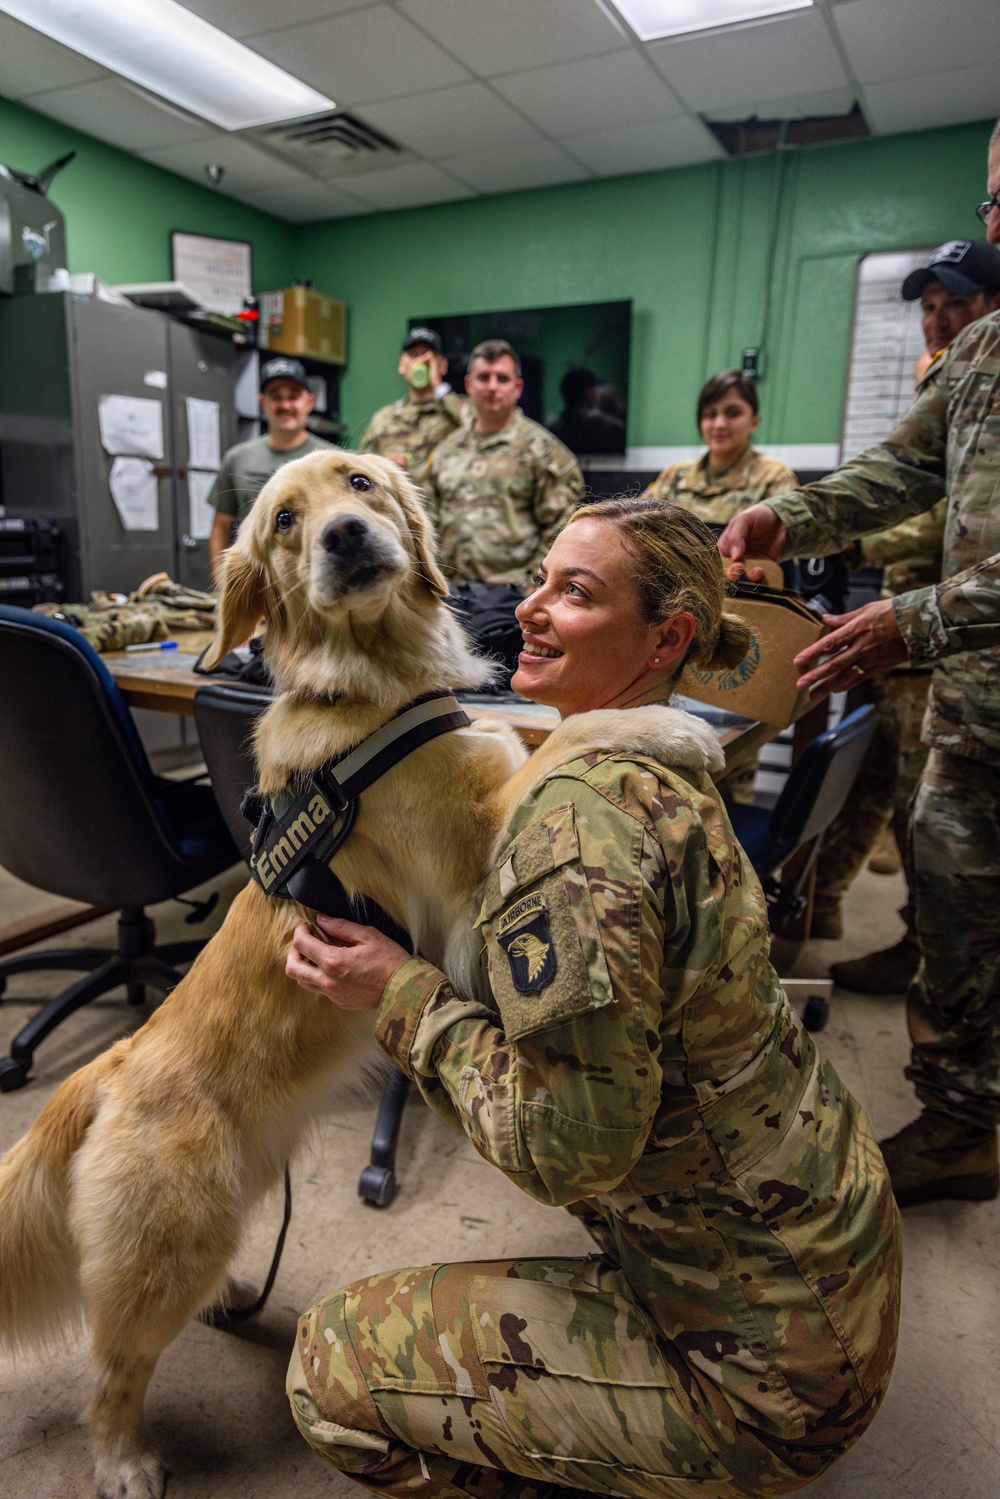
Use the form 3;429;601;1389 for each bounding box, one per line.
0;96;293;291
293;120;993;451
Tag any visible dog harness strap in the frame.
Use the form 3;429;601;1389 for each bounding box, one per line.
322;694;470;802
248;692;471;901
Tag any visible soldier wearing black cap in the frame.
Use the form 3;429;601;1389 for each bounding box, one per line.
358;326;466;493
207;356;332;580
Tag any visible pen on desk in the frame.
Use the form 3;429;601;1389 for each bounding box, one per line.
124;641;179;653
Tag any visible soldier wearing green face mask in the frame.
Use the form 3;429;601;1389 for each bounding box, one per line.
359;327;467;493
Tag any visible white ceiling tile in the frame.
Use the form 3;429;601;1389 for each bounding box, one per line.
562;115;724;176
359;82;543;157
862;65;1000;137
707;87;855;122
444;141;591;194
22;78;216;153
492;49;685;137
648;11;848;112
182;0;375;41
231;176;371;222
0;12;105;97
250;5;470;109
832;0;1000;86
335;161;474;209
398;0;628;76
139;134;305;195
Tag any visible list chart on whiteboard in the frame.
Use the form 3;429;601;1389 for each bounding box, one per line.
840;249;931;464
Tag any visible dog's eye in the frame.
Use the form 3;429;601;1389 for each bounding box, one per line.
275;509;295;532
349;473;373;492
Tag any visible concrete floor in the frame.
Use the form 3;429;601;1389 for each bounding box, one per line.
0;862;997;1499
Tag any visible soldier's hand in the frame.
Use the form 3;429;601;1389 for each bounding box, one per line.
286;916;410;1009
718;504;786;566
793;598;908;697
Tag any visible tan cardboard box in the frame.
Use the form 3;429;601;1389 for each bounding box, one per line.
259;287;347;364
679;587;827;729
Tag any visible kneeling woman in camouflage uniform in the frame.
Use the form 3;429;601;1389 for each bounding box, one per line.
284;499;901;1499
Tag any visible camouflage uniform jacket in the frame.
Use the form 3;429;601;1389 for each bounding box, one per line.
424;408;583;593
769;309;1000;763
858;499;946;597
645;447;798;526
358;392;466;492
375;751;901;1445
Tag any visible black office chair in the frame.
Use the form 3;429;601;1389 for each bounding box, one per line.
193;681;412;1208
0;605;240;1091
725;705;879;1031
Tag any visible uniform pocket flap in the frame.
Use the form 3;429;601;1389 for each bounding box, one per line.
478;802;580;924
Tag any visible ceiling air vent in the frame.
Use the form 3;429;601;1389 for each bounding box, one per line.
243;111;414;177
704;102;869;157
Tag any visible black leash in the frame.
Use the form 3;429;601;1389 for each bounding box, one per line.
201;1165;292;1331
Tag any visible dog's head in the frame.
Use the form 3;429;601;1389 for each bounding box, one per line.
203;450;489;699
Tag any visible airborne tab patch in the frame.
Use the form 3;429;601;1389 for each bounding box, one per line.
497;910;557;994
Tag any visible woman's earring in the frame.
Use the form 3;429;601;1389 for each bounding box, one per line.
653;657;661;665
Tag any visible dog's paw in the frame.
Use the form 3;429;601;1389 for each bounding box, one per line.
549;706;725;778
94;1449;166;1499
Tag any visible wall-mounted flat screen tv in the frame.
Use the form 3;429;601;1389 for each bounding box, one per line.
408;300;632;457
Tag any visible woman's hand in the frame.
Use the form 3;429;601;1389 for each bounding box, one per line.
286;916;410;1010
793;598;908;697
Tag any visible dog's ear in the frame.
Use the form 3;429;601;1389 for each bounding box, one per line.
202;546;269;667
389;468;450;598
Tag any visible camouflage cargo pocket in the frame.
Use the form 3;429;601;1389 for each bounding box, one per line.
476;801;613;1042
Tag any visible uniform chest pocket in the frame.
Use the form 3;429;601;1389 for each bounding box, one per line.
476;801;614;1043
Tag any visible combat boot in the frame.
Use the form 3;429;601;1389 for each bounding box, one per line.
867;826;902;875
829;933;920;994
809;899;842;941
879;1110;999;1207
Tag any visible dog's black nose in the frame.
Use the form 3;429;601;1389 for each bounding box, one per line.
321;515;367;553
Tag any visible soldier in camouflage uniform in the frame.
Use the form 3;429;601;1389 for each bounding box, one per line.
813;242;1000;960
645;370;797;527
359;328;467;494
285;500;900;1496
647;371;796;805
718;125;1000;1204
425;339;583;594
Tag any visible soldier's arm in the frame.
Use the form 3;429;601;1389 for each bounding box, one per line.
421;461;441;530
769;368;950;560
373;776;672;1206
895;549;1000;663
858;498;947;570
520;451;584;590
357;419;377;453
760;461;799;500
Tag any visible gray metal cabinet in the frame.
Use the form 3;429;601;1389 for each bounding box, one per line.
168;321;240;594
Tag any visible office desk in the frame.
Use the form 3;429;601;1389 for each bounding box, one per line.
103;632;775;772
3;636;784;956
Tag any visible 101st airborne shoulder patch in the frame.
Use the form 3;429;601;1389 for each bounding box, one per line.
496;896;557;994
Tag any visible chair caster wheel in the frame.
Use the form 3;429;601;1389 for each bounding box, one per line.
358;1164;397;1208
0;1058;29;1091
803;996;829;1033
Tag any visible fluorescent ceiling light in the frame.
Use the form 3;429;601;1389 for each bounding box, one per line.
609;0;812;42
0;0;334;130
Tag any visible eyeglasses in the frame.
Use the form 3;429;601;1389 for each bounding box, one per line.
975;193;1000;224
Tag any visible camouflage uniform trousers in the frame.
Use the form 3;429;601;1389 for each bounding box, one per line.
812;671;932;923
905;749;1000;1130
288;1256;811;1499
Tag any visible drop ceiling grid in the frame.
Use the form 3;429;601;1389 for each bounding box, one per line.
3;0;997;222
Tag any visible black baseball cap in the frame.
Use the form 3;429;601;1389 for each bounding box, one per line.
902;240;1000;300
401;326;443;355
260;356;310;392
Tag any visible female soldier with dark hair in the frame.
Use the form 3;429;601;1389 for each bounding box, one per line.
284;499;900;1499
647;370;797;525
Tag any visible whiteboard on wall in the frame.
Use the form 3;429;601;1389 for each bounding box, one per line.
840;249;931;463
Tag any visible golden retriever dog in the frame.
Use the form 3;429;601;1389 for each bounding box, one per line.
0;451;724;1498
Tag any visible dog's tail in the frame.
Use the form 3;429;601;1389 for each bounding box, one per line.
0;1055;108;1350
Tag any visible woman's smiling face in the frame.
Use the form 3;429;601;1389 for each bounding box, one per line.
512;516;694;718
